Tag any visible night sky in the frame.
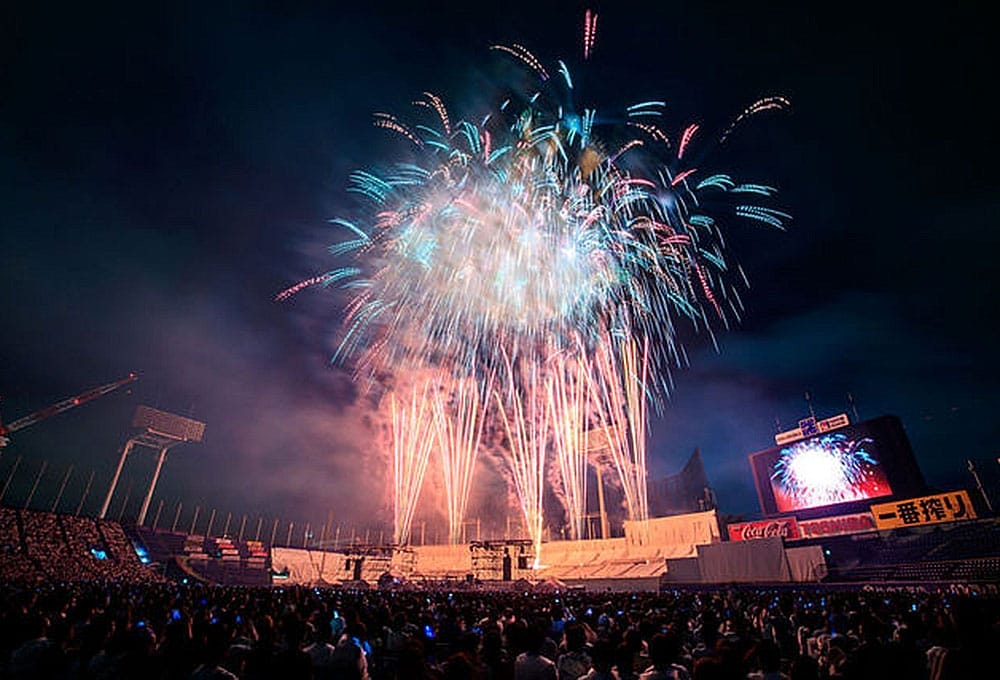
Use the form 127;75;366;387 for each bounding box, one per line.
2;2;996;532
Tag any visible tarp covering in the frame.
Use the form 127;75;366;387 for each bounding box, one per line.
624;510;720;553
662;557;702;583
271;547;348;585
411;544;470;577
785;545;828;582
696;536;791;583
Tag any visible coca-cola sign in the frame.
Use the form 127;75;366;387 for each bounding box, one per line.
728;518;800;542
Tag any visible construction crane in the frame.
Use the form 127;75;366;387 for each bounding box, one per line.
0;373;138;448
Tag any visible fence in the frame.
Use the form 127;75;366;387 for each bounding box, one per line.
0;454;588;550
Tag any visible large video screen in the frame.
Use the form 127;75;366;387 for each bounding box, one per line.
749;415;924;517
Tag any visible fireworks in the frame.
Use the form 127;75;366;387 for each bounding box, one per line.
431;373;491;545
545;350;591;541
328;70;788;387
583;10;598;61
290;12;789;549
389;381;436;544
494;355;550;563
589;336;650;530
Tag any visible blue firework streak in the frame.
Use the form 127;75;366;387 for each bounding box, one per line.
772;434;882;509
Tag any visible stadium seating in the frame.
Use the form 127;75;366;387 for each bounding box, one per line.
819;518;1000;583
0;507;35;581
131;526;272;586
6;505;999;587
0;507;161;583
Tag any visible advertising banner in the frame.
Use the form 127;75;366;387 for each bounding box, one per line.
727;517;800;542
796;512;876;539
870;490;977;530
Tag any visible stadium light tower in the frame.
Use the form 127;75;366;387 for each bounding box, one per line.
586;427;612;540
100;406;206;525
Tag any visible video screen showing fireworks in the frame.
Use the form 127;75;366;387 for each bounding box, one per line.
750;415;925;516
770;433;891;512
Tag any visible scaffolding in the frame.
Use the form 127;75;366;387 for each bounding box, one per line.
470;538;534;580
341;542;416;581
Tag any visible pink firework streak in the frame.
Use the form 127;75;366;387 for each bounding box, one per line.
671;168;698;187
583;9;598;60
274;274;333;302
678;124;699;159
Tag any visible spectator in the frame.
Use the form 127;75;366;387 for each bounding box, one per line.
442;651;481;680
578;638;618;680
556;621;591;680
331;625;370;680
191;624;238;680
394;639;440;680
787;655;819;680
691;656;724;680
7;613;61;679
639;632;690;680
451;629;486;677
0;580;997;680
303;613;338;680
745;639;785;680
515;622;557;680
483;626;514;680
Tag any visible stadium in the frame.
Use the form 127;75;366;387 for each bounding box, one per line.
2;397;998;678
3;3;998;679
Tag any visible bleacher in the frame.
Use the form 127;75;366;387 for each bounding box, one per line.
24;511;84;581
923;520;1000;560
59;515;106;580
533;537;681;582
819;518;1000;583
0;507;35;581
133;526;188;565
0;506;162;583
131;527;272;586
244;539;269;574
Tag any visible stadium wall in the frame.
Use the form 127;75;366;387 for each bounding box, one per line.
269;510;722;586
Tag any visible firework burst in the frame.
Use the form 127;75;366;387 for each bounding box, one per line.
327;57;789;389
287;12;790;548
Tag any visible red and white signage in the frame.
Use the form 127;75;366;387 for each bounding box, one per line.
775;413;851;445
795;512;876;540
728;517;800;542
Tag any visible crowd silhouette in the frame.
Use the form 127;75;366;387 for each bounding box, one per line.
1;582;996;679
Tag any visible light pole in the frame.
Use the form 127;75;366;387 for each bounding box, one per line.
100;406;205;524
968;459;995;515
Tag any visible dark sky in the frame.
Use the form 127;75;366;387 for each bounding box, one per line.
2;2;997;531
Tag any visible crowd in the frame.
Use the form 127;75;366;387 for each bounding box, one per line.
0;582;996;680
0;508;162;585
